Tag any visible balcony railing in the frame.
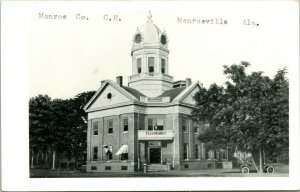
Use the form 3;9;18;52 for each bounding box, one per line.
129;73;174;80
138;130;174;140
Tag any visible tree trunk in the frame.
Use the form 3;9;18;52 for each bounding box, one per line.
31;150;34;168
259;149;263;173
36;151;39;164
52;150;56;170
45;153;48;168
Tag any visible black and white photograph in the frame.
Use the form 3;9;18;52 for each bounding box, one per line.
1;1;299;191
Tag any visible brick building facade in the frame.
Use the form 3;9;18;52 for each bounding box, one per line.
84;12;231;172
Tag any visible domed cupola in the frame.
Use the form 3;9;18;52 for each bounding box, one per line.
132;11;168;48
128;11;173;97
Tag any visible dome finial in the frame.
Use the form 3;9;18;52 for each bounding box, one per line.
147;10;152;21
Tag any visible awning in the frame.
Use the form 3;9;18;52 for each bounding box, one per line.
115;144;128;155
103;145;112;154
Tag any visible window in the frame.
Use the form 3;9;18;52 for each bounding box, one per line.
156;119;164;130
182;118;188;132
148;57;154;73
104;145;113;160
93;147;98;161
91;166;97;170
161;59;165;74
208;150;215;159
121;153;128;161
123;118;128;132
108;120;113;134
93;121;98;135
194;126;198;134
183;144;189;160
200;143;206;159
148;118;164;130
148;118;154;130
219;149;227;159
195;144;200;159
137;58;142;73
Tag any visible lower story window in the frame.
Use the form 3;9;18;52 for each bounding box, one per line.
194;144;200;159
121;153;128;161
104;145;113;160
183;144;189;160
93;146;98;161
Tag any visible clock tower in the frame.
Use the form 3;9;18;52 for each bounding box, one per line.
128;11;174;97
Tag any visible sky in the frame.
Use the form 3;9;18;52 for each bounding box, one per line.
28;1;295;99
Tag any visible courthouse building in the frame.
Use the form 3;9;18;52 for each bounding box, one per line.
84;12;231;172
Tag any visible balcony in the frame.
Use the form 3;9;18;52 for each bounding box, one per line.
138;130;174;140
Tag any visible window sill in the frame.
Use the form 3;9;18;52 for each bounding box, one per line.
184;159;190;161
123;131;128;133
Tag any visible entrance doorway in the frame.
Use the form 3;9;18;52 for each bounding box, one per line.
149;148;161;164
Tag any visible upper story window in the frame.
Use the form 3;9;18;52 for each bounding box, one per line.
108;120;113;134
182;118;188;133
148;118;164;130
123;118;128;132
148;119;154;130
93;121;98;135
148;57;154;73
161;59;165;74
137;58;142;73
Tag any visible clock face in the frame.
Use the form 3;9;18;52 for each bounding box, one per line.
160;35;167;45
135;34;142;44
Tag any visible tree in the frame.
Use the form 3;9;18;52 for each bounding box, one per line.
29;91;96;170
29;95;52;168
192;62;289;172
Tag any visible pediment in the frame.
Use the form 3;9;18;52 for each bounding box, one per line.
180;84;200;105
85;81;135;111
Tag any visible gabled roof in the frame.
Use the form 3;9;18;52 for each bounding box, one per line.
158;86;186;101
84;80;139;111
173;81;201;102
122;86;145;99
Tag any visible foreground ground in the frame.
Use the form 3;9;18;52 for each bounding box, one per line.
30;167;289;178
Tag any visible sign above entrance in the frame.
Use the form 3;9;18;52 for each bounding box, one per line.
138;130;174;140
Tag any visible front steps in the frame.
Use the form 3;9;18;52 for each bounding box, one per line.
146;164;171;172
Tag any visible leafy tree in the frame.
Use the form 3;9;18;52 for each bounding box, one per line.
29;91;96;170
29;95;52;168
192;62;289;172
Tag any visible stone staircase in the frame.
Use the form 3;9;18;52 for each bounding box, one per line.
146;164;171;172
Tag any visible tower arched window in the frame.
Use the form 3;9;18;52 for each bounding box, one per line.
137;58;142;73
161;59;166;74
148;57;154;73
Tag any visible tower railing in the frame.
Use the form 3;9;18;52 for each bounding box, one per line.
129;73;174;80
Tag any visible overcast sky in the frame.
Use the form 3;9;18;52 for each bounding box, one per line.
28;1;295;99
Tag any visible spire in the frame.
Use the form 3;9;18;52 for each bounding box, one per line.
147;10;152;21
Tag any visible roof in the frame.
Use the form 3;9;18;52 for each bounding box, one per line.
136;11;164;44
158;86;186;101
122;86;145;99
